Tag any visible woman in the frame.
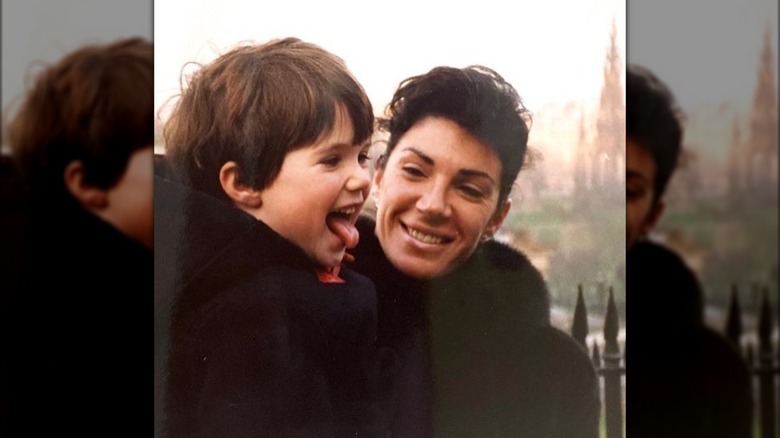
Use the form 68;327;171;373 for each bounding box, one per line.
352;66;600;437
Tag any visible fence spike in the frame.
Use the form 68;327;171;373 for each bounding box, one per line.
756;285;776;438
603;287;620;356
602;286;623;438
591;340;601;367
572;284;589;349
622;339;626;367
757;286;773;355
725;284;743;346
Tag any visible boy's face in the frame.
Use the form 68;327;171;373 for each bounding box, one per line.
253;109;371;269
626;137;664;250
103;146;154;249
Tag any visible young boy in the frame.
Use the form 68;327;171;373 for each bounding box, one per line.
155;38;381;437
626;64;752;438
3;37;153;435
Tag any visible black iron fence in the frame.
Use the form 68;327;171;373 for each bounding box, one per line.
571;284;778;438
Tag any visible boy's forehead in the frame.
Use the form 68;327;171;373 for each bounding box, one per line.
626;137;656;185
311;111;367;149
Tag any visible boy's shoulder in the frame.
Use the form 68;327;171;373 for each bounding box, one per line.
261;263;377;311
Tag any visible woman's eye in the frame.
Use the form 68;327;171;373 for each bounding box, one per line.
460;185;485;199
626;186;644;200
358;152;371;166
401;166;425;177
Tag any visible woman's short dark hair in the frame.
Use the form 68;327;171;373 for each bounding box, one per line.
164;37;374;200
626;63;684;203
377;65;531;207
7;37;153;192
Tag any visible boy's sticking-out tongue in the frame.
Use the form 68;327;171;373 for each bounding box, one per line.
326;213;359;249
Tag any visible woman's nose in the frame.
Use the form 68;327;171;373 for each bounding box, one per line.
416;183;451;217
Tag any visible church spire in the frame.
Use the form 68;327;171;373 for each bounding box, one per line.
728;114;743;196
594;17;625;192
746;22;778;189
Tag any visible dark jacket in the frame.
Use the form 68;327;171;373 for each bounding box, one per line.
351;215;600;438
5;188;152;436
627;240;753;438
155;174;380;438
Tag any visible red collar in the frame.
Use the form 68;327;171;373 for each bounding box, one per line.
316;264;345;283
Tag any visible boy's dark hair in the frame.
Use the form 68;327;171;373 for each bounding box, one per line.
7;37;154;193
164;37;374;200
377;65;531;208
626;63;684;203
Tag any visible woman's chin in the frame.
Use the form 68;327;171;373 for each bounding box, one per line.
389;253;448;280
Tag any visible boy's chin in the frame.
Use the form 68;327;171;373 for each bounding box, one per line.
314;249;346;270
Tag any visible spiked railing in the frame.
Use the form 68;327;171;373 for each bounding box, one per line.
571;285;624;438
724;285;778;438
572;283;778;438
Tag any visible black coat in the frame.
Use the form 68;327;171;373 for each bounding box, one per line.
5;190;152;436
155;175;381;438
350;215;600;438
626;240;753;438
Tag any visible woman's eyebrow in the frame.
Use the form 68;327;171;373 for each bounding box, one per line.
401;147;434;165
458;169;495;184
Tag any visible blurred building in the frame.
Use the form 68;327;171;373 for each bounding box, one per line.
727;25;778;205
573;20;625;207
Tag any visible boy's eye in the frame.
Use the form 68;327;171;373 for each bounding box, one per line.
358;151;371;167
320;155;341;167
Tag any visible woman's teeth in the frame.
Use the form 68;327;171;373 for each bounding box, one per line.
408;227;444;244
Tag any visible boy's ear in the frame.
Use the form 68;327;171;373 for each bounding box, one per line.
63;161;108;210
219;161;263;208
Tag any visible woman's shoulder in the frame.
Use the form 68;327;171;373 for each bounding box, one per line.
525;325;600;402
481;238;537;270
531;325;594;364
458;239;551;325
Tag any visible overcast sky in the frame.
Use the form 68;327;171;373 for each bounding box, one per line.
1;0;152;114
154;0;625;120
4;0;774;134
628;0;777;114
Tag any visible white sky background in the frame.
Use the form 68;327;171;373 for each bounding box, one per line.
1;0;152;115
154;0;626;122
628;0;778;174
628;0;778;114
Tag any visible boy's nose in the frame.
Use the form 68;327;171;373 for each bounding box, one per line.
346;164;371;193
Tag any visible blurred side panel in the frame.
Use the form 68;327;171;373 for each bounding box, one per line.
628;0;778;437
1;0;152;436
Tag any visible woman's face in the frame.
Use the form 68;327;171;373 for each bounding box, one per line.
373;116;510;279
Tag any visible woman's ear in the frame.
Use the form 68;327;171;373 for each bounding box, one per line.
63;161;108;210
641;200;666;238
484;199;512;239
371;167;384;206
219;161;263;209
